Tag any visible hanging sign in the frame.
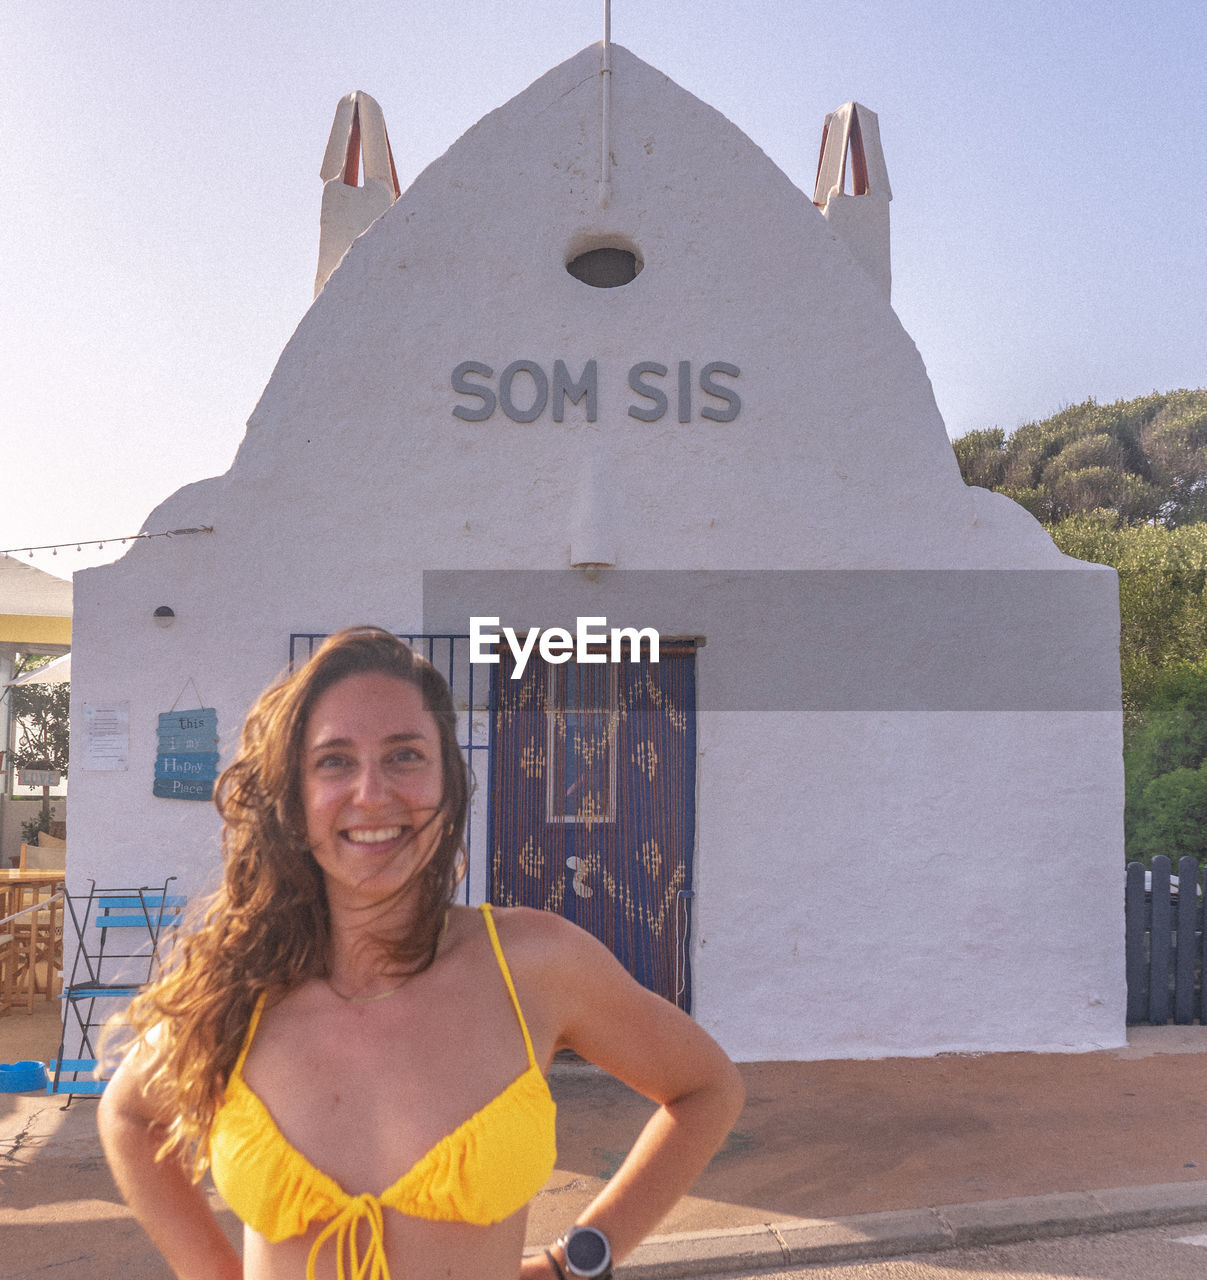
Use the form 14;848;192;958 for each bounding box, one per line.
18;767;60;787
153;708;219;801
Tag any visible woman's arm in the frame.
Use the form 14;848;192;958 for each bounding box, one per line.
515;911;745;1276
98;1046;242;1280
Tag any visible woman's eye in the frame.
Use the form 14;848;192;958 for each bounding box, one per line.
315;754;351;770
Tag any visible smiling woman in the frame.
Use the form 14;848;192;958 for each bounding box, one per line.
97;626;744;1280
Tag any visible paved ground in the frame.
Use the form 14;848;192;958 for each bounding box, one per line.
697;1223;1207;1280
5;1001;1207;1278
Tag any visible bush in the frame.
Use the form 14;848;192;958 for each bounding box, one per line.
1124;665;1207;860
1130;765;1207;863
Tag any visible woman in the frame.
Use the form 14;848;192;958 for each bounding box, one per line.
99;626;744;1280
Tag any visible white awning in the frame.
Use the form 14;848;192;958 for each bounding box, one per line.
4;652;71;686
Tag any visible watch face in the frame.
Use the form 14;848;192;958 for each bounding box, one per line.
565;1226;609;1275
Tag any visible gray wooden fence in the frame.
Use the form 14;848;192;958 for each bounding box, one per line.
1126;854;1206;1024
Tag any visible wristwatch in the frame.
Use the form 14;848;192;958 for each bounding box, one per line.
557;1225;612;1279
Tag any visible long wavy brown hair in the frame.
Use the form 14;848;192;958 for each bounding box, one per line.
114;626;469;1180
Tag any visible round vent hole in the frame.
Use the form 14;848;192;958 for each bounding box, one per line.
566;247;640;289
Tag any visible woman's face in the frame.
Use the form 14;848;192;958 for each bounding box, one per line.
301;671;446;909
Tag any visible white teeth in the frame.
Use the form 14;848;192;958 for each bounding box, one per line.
344;827;403;844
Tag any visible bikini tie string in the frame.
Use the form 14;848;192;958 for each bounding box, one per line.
308;1193;390;1280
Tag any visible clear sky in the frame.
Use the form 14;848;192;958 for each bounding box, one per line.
3;0;1204;579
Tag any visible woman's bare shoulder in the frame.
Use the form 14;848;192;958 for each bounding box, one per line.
477;905;630;1014
480;903;598;957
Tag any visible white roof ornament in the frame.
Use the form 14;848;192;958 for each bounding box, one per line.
812;102;892;299
315;91;401;297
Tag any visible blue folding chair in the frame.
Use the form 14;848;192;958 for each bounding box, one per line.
49;878;185;1104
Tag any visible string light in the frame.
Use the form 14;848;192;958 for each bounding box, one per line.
1;526;214;559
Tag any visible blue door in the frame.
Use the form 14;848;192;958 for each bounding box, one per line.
489;645;697;1008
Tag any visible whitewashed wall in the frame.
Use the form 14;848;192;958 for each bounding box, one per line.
67;44;1124;1059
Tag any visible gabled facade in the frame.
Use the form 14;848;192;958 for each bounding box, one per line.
68;44;1123;1059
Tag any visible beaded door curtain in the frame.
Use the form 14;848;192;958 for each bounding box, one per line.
490;644;696;1006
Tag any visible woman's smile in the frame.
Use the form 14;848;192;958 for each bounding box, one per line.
343;825;406;846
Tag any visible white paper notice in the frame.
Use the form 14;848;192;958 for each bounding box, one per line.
82;701;130;771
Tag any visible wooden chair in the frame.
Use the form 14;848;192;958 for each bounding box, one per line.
3;894;62;1016
29;890;63;1003
0;936;16;1014
2;897;43;1015
13;843;66;1007
0;885;18;1014
20;840;67;872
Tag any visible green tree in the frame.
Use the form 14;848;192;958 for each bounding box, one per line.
1047;516;1207;731
951;389;1207;863
952;389;1207;529
1123;665;1207;859
951;427;1006;489
1129;764;1207;863
8;654;70;837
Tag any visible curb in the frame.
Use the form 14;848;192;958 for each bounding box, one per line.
614;1180;1207;1278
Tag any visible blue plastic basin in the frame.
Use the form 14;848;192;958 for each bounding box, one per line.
0;1060;49;1092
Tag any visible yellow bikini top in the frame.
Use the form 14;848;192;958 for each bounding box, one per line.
208;904;557;1280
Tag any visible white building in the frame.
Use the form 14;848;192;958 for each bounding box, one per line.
67;43;1123;1060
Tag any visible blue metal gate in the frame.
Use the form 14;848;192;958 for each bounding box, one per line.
1126;855;1207;1025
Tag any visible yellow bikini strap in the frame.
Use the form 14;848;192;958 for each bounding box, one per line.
479;904;537;1068
232;990;268;1078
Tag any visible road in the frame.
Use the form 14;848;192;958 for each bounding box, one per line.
705;1221;1207;1279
